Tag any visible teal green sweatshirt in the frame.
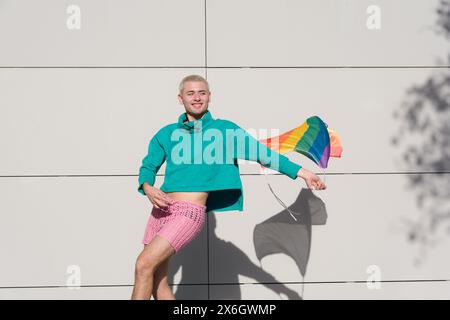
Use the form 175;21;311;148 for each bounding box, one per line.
138;110;302;212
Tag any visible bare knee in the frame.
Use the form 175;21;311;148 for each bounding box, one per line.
135;255;157;277
135;236;175;278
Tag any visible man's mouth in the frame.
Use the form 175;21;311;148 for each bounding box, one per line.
192;103;203;108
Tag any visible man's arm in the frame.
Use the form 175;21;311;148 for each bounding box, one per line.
229;122;327;190
137;134;166;195
230;122;302;180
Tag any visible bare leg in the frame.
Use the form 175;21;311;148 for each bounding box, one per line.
131;235;175;300
152;257;176;300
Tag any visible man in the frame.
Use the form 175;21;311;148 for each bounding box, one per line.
131;75;326;300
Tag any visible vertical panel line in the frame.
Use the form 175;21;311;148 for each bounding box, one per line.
204;0;210;300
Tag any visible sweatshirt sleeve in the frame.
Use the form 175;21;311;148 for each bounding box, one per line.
230;122;302;180
137;133;166;195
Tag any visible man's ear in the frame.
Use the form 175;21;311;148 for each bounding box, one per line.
177;94;183;104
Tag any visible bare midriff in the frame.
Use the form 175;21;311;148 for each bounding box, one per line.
166;192;209;206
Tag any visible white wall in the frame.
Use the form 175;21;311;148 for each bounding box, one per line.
1;0;449;299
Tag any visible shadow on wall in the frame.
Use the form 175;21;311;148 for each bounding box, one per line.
391;0;450;265
254;188;327;278
167;187;328;300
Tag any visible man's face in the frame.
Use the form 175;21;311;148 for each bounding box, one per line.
178;81;210;118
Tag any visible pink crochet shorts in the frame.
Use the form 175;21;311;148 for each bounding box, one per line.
142;199;207;252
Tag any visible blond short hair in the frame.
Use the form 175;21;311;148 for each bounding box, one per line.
179;75;210;94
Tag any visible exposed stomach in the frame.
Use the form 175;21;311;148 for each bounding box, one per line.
166;191;209;206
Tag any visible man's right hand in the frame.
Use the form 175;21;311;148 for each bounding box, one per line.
143;184;174;210
297;168;327;190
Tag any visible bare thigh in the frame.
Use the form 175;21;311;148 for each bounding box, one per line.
138;235;176;271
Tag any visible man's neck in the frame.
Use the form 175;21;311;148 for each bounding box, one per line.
186;111;206;122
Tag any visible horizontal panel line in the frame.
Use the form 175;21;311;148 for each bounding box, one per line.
218;279;450;285
207;66;450;69
0;66;449;69
2;279;450;290
0;172;449;178
0;66;204;69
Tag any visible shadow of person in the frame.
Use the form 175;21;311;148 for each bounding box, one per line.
253;187;328;280
166;224;209;300
207;212;301;300
167;206;306;300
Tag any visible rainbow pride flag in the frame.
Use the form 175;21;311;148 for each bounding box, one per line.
259;116;342;169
